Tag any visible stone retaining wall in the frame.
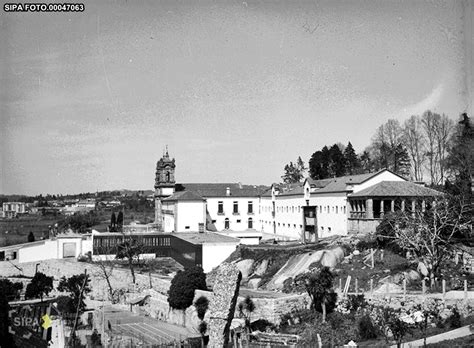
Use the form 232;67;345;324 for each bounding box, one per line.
0;259;171;299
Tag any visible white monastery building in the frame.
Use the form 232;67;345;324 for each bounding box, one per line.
154;151;443;242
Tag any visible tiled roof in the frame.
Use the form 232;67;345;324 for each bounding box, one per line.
163;190;205;202
177;183;268;198
174;232;240;244
350;181;444;198
312;170;400;194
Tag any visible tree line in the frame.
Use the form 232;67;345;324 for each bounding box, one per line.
282;111;472;194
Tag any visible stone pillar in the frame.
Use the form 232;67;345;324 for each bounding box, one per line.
411;199;416;216
380;200;384;218
366;199;373;219
208;263;242;347
401;200;405;212
390;200;395;212
422;200;426;212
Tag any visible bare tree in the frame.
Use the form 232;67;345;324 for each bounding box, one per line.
94;252;118;303
115;236;144;284
435;114;454;185
422;110;439;184
383;197;470;286
403;115;426;181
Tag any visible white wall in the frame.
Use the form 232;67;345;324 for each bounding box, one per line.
309;193;348;237
206;197;259;231
258;197;274;233
18;241;58;263
175;201;206;232
352;171;405;193
273;196;305;239
201;243;239;273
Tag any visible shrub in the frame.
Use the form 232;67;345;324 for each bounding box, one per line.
168;266;207;310
194;296;209;321
446;307;462;329
358;314;378;339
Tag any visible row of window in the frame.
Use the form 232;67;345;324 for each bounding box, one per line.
93;236;171;248
260;205;347;215
218;217;253;229
218;201;253;215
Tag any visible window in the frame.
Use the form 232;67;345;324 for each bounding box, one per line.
328;227;332;233
218;201;224;214
224;218;230;229
320;206;322;214
343;206;346;214
248;201;253;214
212;220;216;223
233;201;239;214
248;217;253;229
336;206;338;214
185;226;190;229
237;219;241;223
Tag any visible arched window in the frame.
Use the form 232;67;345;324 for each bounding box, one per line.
248;218;253;229
224;218;230;229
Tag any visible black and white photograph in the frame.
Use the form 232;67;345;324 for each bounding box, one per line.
1;1;473;347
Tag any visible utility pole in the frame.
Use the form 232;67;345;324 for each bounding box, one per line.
67;269;88;348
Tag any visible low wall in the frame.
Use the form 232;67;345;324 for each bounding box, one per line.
135;287;310;333
0;259;171;299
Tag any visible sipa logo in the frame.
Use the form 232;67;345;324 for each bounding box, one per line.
10;311;52;330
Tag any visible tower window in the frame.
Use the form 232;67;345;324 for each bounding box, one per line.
224;218;230;229
248;201;253;214
248;218;253;229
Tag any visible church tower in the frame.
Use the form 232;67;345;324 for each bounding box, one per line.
154;147;176;229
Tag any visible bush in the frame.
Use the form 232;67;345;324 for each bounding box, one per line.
358;314;378;339
446;307;462;329
300;311;359;346
168;266;207;310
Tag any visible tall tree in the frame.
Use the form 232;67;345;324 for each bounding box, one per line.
422;111;441;185
403;115;426;181
57;273;92;314
115;237;144;284
435;113;455;185
309;147;330;179
117;211;124;231
282;156;306;183
359;150;373;173
168;266;207;310
25;272;54;302
446;113;474;197
328;144;345;177
343;142;360;175
370;119;410;176
298;267;336;323
110;212;117;232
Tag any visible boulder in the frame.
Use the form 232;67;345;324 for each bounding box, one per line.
235;259;254;279
374;282;402;294
247;278;261;289
254;260;269;276
404;270;420;282
320;251;338;269
417;262;429;277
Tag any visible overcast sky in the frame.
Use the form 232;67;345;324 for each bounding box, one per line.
1;0;471;195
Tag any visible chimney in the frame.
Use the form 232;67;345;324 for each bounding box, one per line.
226;187;231;196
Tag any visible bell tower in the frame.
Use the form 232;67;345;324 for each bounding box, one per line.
154;147;176;229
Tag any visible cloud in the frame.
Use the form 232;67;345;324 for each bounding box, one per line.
400;83;444;116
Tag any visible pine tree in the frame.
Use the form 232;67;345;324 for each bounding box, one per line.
343;142;360;175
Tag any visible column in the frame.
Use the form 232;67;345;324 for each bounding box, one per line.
366;198;373;219
401;200;405;212
422;200;426;212
411;199;416;217
380;200;384;218
391;200;395;212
